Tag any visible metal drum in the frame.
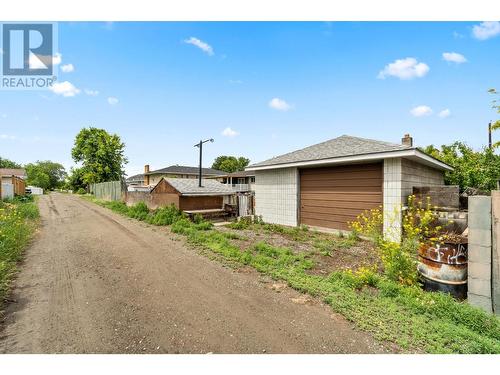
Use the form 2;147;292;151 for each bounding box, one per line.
417;238;468;300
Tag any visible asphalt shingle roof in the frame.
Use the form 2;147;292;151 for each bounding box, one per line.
165;178;234;196
149;165;226;176
0;168;27;177
249;135;412;168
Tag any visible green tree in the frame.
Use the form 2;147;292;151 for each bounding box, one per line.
66;167;87;192
489;88;500;148
71;127;127;186
211;156;250;173
25;161;66;190
0;157;21;169
422;142;500;192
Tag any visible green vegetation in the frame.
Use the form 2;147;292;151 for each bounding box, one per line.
89;197;500;353
422;142;500;192
211;155;250;173
25;160;67;191
489;88;500;148
0;196;39;303
0;157;21;169
70;127;127;189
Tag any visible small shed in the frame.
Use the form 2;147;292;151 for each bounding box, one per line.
125;177;234;211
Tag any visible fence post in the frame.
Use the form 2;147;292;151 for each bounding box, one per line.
468;196;493;313
492;191;500;315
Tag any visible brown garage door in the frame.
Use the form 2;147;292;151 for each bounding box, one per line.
300;163;383;230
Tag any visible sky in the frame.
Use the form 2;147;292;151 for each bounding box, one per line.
1;21;500;177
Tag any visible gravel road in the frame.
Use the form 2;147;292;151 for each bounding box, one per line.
0;193;390;353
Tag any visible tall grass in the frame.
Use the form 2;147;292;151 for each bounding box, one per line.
0;197;39;301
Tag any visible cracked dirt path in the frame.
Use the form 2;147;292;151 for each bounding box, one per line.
0;193;391;353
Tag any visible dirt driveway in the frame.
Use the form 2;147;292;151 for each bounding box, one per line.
0;193;389;353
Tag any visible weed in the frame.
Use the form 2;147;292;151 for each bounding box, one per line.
0;199;39;304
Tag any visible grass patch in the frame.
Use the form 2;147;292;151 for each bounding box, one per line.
0;196;39;303
88;196;500;353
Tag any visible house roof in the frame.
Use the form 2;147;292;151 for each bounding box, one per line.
147;165;226;176
0;168;27;177
213;170;255;178
164;178;234;196
126;173;145;182
246;135;453;171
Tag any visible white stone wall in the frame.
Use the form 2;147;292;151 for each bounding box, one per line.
254;168;299;226
383;158;403;242
401;159;444;200
383;158;446;242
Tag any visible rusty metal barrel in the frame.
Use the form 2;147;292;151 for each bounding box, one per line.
417;237;468;300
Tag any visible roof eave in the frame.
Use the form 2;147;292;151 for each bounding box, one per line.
246;149;453;172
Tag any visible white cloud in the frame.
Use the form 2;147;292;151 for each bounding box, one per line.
221;127;239;137
229;79;243;84
1;113;6;119
472;21;500;40
84;89;99;96
0;134;17;140
269;97;292;111
29;52;62;70
453;31;464;39
107;97;119;105
0;48;3;55
49;81;80;97
53;53;62;66
61;63;75;73
184;37;214;56
378;57;429;80
442;52;467;64
410;105;433;117
438;109;451;118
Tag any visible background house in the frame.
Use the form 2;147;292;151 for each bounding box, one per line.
0;168;27;199
246;134;452;240
126;164;226;189
217;170;256;192
125;177;234;212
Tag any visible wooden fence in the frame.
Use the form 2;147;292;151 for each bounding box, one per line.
89;180;125;201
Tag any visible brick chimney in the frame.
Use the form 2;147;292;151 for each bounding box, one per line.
144;164;150;186
402;134;413;147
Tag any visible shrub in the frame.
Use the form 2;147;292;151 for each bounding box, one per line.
76;188;86;195
349;196;443;286
226;216;252;230
127;202;149;221
148;205;184;226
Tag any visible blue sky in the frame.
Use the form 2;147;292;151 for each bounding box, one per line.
1;21;500;176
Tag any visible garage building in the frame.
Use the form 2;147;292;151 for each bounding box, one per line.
245;134;453;240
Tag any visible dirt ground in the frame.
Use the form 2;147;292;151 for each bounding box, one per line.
0;193;393;354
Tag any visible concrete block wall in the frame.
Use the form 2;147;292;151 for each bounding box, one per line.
492;191;500;314
468;196;493;313
254;168;299;227
383;158;403;242
401;159;444;201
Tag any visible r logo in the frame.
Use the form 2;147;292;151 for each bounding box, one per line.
2;23;53;76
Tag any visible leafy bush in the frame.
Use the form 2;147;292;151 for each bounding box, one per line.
76;188;87;195
226;216;253;230
349;195;444;286
127;202;149;221
147;205;184;226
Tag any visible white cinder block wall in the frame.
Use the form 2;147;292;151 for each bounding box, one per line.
254;168;299;226
401;159;444;198
383;158;403;242
383;158;446;241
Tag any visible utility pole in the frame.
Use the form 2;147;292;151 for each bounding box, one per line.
194;138;214;187
489;121;493;150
